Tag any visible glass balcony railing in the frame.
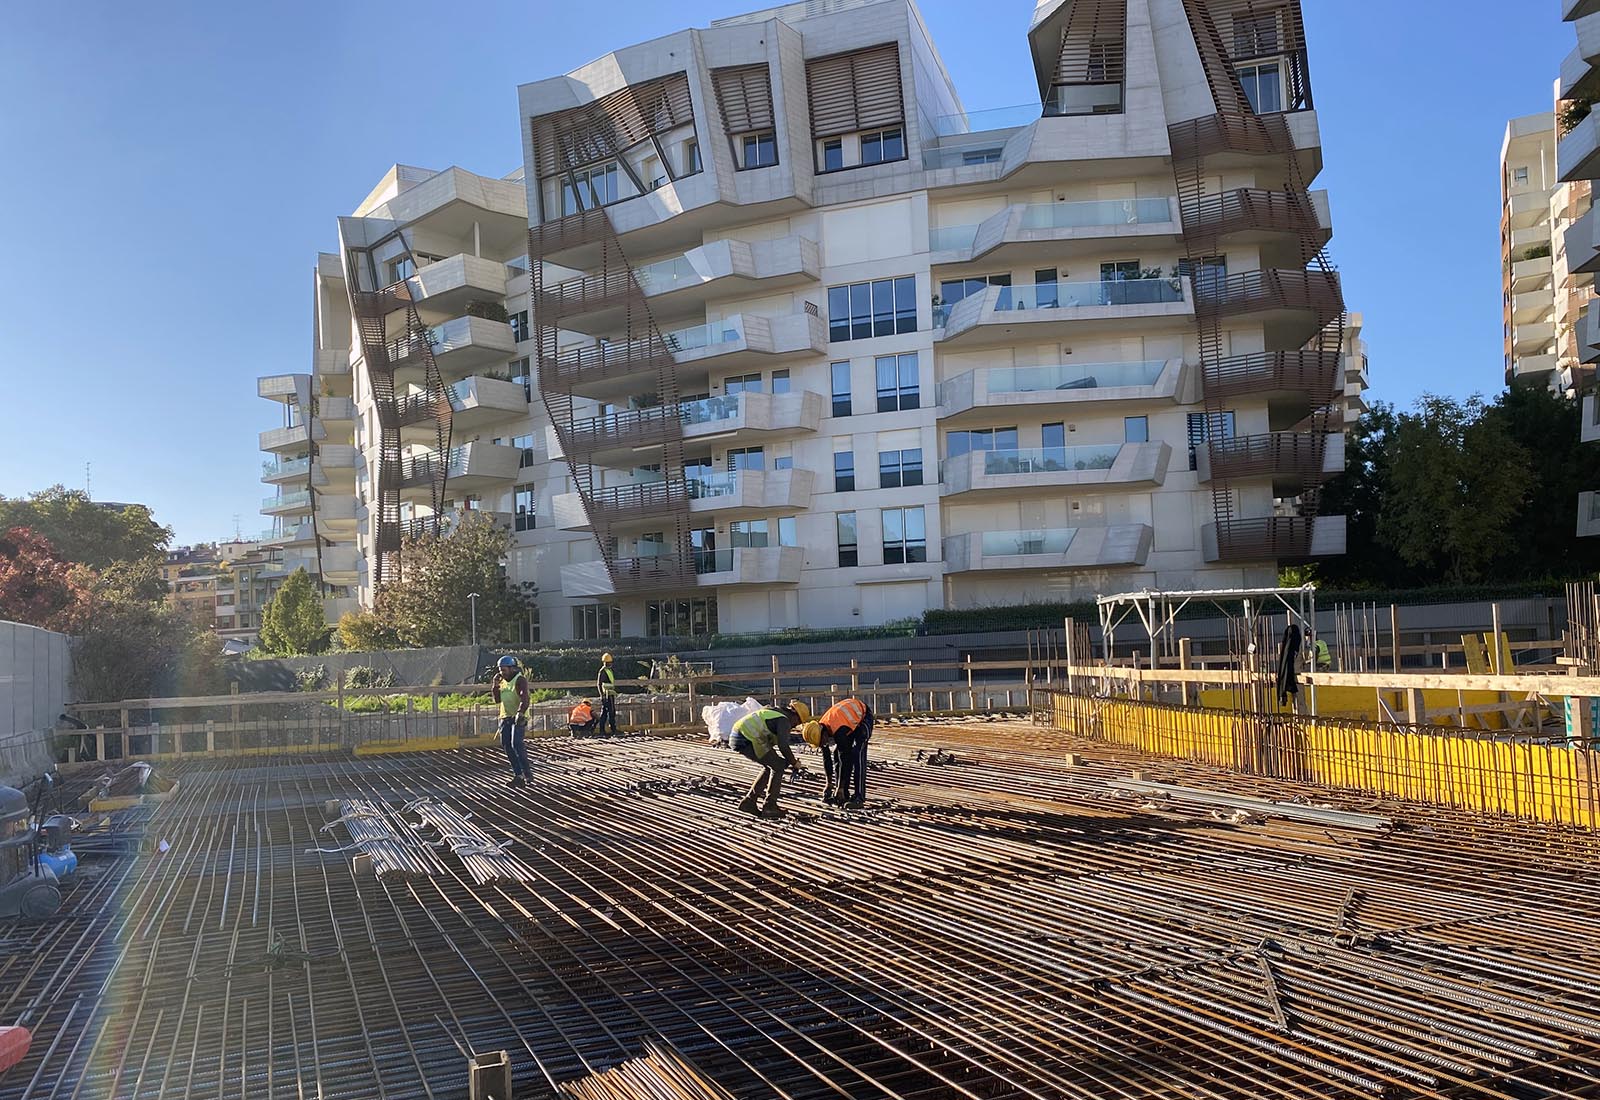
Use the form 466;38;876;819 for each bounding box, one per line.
1018;197;1171;229
994;278;1185;310
980;528;1079;557
989;361;1165;392
262;456;311;479
665;315;745;353
927;103;1042;138
634;254;705;294
939;445;1120;482
929;224;979;251
678;394;745;426
262;490;312;511
693;549;735;575
687;472;741;499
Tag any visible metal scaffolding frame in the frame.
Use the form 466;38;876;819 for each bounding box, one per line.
1096;584;1318;666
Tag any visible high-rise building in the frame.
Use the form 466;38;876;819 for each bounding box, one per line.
1560;4;1600;534
275;0;1367;642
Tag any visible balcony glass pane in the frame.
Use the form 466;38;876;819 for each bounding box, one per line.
979;528;1078;556
666;315;745;352
688;472;739;499
992;278;1184;310
988;360;1165;392
635;253;705;294
1019;198;1171;229
929;224;979;251
678;394;743;425
979;445;1120;474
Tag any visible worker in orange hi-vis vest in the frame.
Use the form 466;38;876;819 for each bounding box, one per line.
803;696;874;808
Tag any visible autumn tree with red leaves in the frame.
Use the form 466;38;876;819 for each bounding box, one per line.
0;527;92;632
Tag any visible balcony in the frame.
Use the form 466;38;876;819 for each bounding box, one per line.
319;546;361;580
1195;432;1344;494
1569;206;1600;278
1180;189;1331;251
262;489;313;516
1511;254;1555;292
559;404;686;460
262;456;311;484
667;312;829;372
694;546;804;587
1506;190;1550;231
319;396;355;424
1512;289;1552;325
390;315;517;383
560;554;699;599
445;376;528;433
1583;300;1600;365
1201;350;1342;407
1513;321;1557;357
1509;226;1551;260
939;441;1170;499
399;442;520;498
1202;515;1347;562
943;524;1153;574
403;254;509;319
1568;0;1600;20
551;481;688;532
1512;352;1559;380
937;278;1191;348
938;360;1183;421
1192;270;1343;338
315;494;358;526
258;374;309;403
312;445;359;487
1584;395;1600;444
688;469;814;518
259;422;322;453
930;197;1180;266
323;596;361;621
1560;112;1600;184
541;335;676;398
315;350;351;379
681;390;823;444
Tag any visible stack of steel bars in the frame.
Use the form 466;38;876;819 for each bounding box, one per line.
3;725;1600;1099
316;798;442;878
406;797;538;885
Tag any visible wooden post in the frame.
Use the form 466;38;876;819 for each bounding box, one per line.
771;655;780;704
1390;604;1401;674
431;690;440;741
965;655;974;710
1178;638;1193;707
95;728;107;762
1491;603;1505;675
907;660;915;714
230;683;240;726
1405;687;1425;727
850;659;859;696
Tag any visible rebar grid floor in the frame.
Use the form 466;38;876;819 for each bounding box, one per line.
4;721;1600;1100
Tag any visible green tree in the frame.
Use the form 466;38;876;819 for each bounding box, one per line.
374;513;533;647
335;609;399;652
0;486;170;569
1484;381;1600;579
1379;394;1532;585
257;568;330;655
73;600;223;703
1311;401;1418;588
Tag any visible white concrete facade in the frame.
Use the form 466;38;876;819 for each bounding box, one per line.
1561;7;1600;535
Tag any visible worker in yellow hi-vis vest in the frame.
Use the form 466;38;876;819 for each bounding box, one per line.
595;652;620;735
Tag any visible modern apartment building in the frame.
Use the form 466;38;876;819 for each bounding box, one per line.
503;0;1360;640
161;539;290;648
1560;2;1600;535
1502;112;1594;394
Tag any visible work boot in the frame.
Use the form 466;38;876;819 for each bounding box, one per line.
845;796;865;810
736;797;760;815
758;802;784;820
509;774;527;789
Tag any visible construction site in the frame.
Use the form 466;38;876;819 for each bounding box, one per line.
1;585;1600;1099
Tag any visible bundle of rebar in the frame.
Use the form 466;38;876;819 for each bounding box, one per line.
316;798;441;878
557;1040;738;1100
405;797;537;885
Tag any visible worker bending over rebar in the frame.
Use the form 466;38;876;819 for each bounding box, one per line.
731;702;808;818
803;696;873;807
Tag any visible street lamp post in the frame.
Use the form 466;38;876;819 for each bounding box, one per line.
468;592;480;648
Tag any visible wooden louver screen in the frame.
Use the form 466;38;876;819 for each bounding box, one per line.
1211;1;1305;58
806;43;903;140
1054;0;1127;86
532;72;694;178
712;64;774;135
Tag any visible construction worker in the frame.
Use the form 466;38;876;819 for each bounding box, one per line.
595;652;620;735
731;702;808;818
568;699;597;736
493;656;531;788
804;697;874;807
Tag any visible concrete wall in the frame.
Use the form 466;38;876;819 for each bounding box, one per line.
0;621;70;786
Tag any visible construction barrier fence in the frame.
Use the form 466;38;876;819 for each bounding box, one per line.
1046;690;1600;829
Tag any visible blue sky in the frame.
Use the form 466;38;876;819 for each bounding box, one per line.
0;1;1573;545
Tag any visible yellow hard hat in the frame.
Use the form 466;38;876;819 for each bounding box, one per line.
788;700;811;724
601;652;613;663
801;721;823;748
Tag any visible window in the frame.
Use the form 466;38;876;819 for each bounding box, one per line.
731;520;769;547
562;162;622;214
1178;256;1227;297
774;454;793;470
1035;268;1059;309
946;426;1017;457
828;275;917;341
723;373;762;395
861;128;904;165
1042;423;1065;451
1187;411;1236;470
882;506;926;564
939;274;1010;308
834;450;856;492
1238;61;1283;114
878;448;923;488
684;138;702;176
875;353;920;412
388;256;416;284
509;310;530;343
1233;12;1280;57
823;139;844;171
513;434;536;468
771;369;791;394
1124;416;1149;443
509;358;532;401
837;512;859;567
643;156;666;191
519;606;541;645
1513;166;1530;184
647;597;718;638
514;488;536;532
1100;260;1141;282
727;446;765;471
740;131;778;169
962;149;1001;165
831;361;852;416
778;517;798;547
572;604;621;640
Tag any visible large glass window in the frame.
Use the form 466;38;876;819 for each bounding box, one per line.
861;128;905;165
1124;415;1149;443
1238;61;1283;114
946;426;1017;458
564;162;622;213
882;506;927;564
731;520;770;548
572;604;622;640
1187;411;1237;470
740;131;778;169
508;310;530;343
878;448;923;489
771;369;791;394
519;607;541;645
724;373;762;395
875;353;920;412
514;487;536;532
513;434;536;468
647;597;718;638
834;450;856;492
837;512;859;567
831;361;852;416
727;446;765;471
822;139;844;171
828;276;918;341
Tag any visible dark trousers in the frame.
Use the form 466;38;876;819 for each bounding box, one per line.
733;734;786;808
599;693;619;734
825;710;873;802
569;719;597;735
499;716;529;776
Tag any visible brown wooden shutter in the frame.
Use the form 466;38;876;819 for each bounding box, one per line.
806;43;902;140
712;64;774;135
1053;0;1127;86
532;72;695;178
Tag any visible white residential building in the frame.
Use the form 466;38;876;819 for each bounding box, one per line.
1559;2;1600;535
